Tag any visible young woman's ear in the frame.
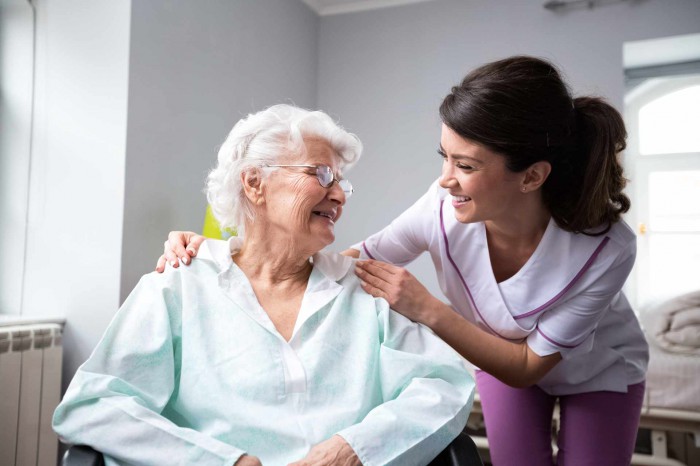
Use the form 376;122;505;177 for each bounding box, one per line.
520;161;552;193
241;168;265;205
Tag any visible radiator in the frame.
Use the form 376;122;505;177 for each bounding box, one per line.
0;319;64;466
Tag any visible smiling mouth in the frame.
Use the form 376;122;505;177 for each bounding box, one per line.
452;195;472;205
313;211;335;222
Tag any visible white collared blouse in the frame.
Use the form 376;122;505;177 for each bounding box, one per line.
356;180;648;395
53;238;474;466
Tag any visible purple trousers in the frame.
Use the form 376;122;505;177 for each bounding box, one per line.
476;371;645;466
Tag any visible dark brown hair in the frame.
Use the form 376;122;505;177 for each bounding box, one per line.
439;56;629;234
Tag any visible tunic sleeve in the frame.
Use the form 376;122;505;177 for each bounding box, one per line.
52;272;245;466
527;240;636;359
353;180;439;265
336;299;475;466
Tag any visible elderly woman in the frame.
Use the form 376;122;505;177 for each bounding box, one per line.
53;105;474;466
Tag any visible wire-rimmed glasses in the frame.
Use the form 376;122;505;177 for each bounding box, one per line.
264;164;353;198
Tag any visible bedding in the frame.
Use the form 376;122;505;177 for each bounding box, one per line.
642;290;700;355
644;343;700;411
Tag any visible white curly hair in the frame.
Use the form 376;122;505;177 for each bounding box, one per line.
206;104;362;231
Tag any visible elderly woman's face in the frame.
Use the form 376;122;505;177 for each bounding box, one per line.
261;137;346;252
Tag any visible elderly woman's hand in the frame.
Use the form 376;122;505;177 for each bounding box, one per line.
354;259;442;325
234;454;263;466
155;231;206;272
287;435;361;466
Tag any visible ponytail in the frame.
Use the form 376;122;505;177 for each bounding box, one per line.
540;96;630;234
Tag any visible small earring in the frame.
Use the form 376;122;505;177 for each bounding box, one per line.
521;186;527;193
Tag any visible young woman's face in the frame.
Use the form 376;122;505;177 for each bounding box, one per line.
438;124;523;225
263;137;346;252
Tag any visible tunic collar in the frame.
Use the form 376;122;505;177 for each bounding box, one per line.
439;200;610;339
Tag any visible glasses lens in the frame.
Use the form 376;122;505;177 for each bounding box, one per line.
339;179;353;198
316;165;334;187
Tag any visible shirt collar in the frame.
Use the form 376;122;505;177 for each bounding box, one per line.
198;237;354;343
196;237;355;284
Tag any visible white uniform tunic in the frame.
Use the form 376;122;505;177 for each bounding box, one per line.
356;180;648;396
53;239;474;466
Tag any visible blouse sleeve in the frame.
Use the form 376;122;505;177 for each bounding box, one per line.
352;180;439;266
52;272;245;466
336;298;475;466
527;239;636;359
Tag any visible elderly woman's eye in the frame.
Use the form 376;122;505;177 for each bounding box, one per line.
457;163;474;171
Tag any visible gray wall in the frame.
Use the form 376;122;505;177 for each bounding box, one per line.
120;0;319;302
318;0;700;298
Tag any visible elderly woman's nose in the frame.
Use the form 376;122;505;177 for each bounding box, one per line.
328;181;346;204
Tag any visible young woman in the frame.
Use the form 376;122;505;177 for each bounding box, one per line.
160;57;648;465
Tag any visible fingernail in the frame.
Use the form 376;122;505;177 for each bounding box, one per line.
187;248;196;255
182;256;189;265
360;281;367;287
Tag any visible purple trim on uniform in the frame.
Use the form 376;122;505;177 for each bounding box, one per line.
439;200;511;340
513;237;611;320
361;241;375;260
535;326;592;349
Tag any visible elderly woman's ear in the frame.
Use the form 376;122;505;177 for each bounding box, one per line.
241;168;265;205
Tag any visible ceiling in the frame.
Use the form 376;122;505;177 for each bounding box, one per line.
301;0;435;16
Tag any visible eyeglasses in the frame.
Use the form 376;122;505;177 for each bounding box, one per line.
264;164;353;198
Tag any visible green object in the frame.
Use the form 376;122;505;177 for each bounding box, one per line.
202;204;236;239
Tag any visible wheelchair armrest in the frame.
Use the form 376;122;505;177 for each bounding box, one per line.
429;432;484;466
62;445;104;466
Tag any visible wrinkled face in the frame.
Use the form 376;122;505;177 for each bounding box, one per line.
261;137;346;252
438;124;522;225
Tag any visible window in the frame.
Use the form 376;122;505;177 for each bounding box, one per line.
639;85;700;155
625;75;700;309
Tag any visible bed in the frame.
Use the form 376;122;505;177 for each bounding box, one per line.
635;344;700;465
635;292;700;466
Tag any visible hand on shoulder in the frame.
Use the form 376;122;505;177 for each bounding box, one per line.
155;231;206;272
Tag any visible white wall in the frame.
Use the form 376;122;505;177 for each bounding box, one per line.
120;0;319;302
19;0;131;387
0;0;34;315
318;0;700;298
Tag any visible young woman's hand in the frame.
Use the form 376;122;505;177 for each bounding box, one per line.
155;231;206;272
354;259;441;324
287;435;361;466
